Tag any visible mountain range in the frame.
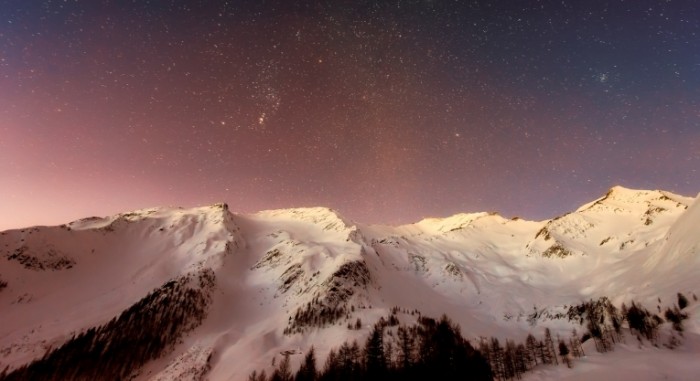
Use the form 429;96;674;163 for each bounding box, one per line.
1;186;698;380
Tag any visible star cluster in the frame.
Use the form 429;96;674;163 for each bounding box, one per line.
1;1;698;229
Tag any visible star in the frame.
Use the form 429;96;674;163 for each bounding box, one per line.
0;0;697;230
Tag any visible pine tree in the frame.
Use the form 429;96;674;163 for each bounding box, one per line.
664;306;688;333
350;340;361;372
364;324;387;378
536;340;548;365
558;341;571;368
397;326;414;370
272;355;292;381
626;301;660;342
322;349;338;380
479;337;492;370
384;341;394;371
569;329;584;358
354;318;362;330
678;293;689;310
599;325;612;352
544;328;558;365
335;341;361;380
295;347;317;381
249;370;268;381
515;343;529;375
525;334;538;367
503;340;520;380
490;337;505;381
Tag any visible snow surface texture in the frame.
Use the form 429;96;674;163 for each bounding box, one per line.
0;187;698;380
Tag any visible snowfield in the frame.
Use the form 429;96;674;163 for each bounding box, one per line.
0;187;698;380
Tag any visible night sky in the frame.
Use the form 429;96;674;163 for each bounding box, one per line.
1;1;699;230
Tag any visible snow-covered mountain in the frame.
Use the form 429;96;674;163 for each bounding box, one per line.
0;187;698;380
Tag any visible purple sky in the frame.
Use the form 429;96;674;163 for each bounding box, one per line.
1;1;699;230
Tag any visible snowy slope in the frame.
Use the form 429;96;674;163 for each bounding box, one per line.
0;187;698;380
0;203;238;369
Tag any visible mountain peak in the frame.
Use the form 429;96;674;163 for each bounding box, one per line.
414;212;504;233
606;185;655;197
62;203;232;232
573;186;689;214
255;206;354;232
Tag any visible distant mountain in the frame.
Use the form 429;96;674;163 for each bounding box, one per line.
0;188;698;380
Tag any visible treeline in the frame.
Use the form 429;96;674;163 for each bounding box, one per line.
269;292;695;381
0;269;216;381
285;261;371;335
253;314;492;381
478;327;585;380
284;297;348;335
478;292;694;380
567;293;691;350
566;296;624;352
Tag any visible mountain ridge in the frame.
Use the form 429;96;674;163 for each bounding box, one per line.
0;186;698;380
